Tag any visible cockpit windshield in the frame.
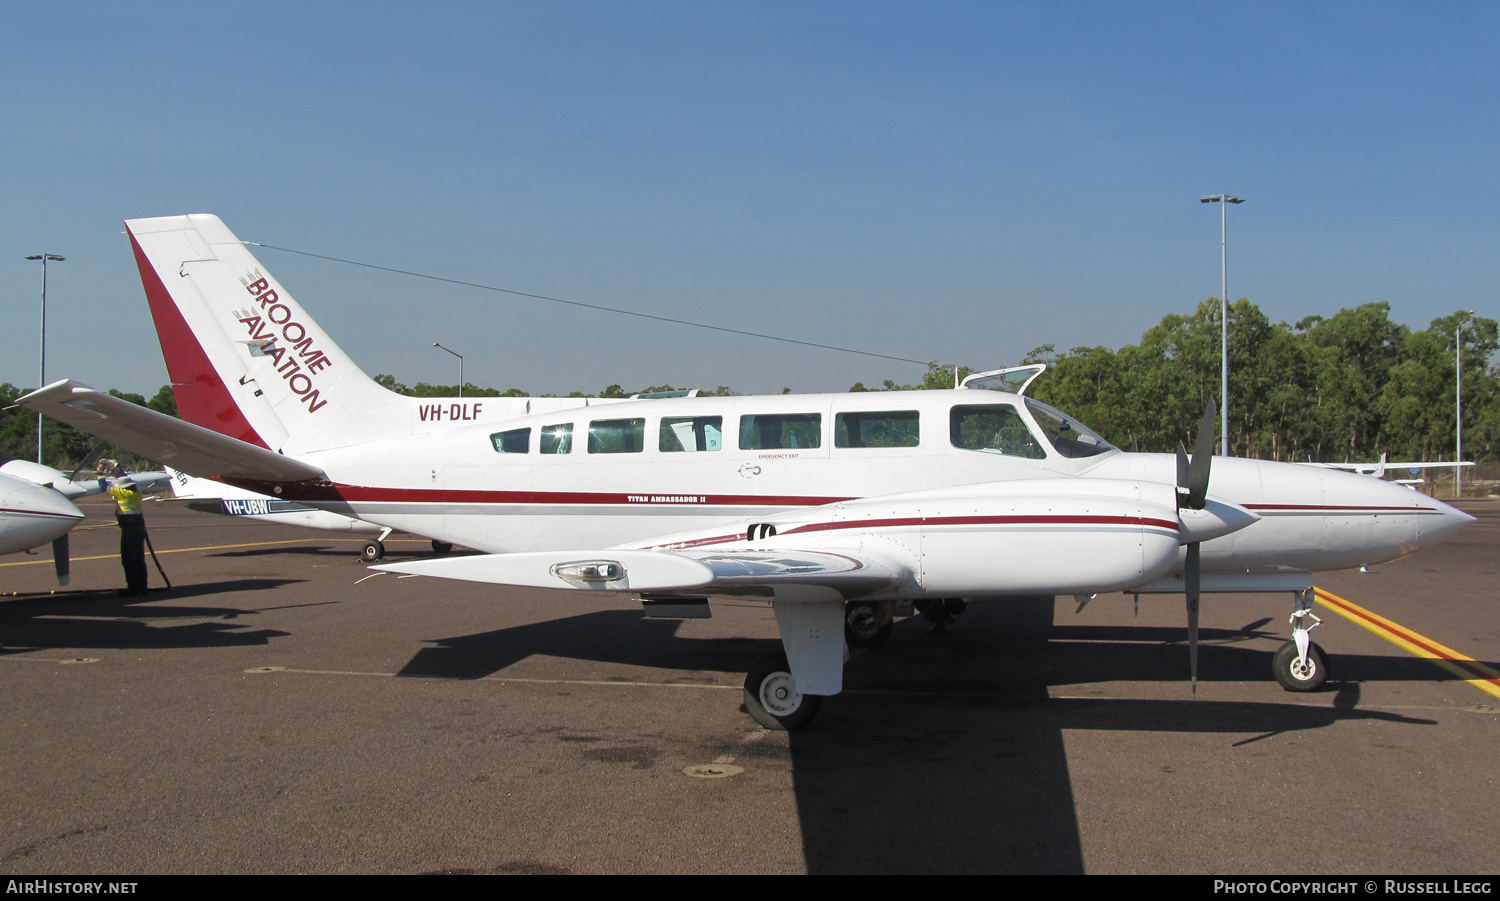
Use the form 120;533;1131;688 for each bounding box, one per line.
1024;398;1115;458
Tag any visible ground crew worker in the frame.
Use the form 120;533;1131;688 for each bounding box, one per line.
109;474;148;596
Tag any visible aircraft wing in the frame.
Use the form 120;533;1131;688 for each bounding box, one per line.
15;380;324;483
1301;458;1474;477
373;546;907;599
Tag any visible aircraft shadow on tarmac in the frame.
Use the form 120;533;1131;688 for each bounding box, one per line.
397;610;761;680
0;579;300;652
205;545;354;559
394;600;1461;874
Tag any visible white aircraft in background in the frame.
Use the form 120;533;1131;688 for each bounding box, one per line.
1304;454;1475;488
18;214;1475;729
160;466;455;560
0;456;168;585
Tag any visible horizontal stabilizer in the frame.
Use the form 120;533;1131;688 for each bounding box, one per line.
16;381;324;483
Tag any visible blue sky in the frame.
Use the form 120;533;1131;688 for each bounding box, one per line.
3;2;1496;397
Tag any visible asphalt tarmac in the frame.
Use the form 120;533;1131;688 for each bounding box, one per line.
2;496;1496;874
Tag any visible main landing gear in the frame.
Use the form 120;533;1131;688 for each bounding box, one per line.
360;532;456;562
1273;588;1328;691
360;527;395;563
743;653;822;731
844;601;895;648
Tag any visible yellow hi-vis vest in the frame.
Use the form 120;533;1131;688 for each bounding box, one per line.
109;484;143;515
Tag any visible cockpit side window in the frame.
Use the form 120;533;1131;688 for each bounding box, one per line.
949;404;1046;459
1025;398;1115;458
490;427;530;454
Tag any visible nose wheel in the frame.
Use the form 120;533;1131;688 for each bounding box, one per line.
1274;588;1328;691
1273;640;1328;691
743;653;822;731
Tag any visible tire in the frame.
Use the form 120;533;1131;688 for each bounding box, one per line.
1272;641;1328;692
845;602;893;649
743;653;822;731
361;540;384;563
431;540;454;555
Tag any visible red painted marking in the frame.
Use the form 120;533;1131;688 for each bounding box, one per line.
0;507;83;520
226;480;850;508
1245;504;1431;513
785;514;1178;535
128;227;270;449
1315;590;1500;687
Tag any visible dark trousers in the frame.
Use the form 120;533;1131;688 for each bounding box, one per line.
117;513;147;591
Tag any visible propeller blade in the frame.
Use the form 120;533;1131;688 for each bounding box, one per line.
69;440;107;483
1185;542;1199;696
1176;442;1190;508
1186;399;1216;510
52;534;70;587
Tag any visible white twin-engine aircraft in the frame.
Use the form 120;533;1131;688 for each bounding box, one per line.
18;214;1475;730
0;456;169;585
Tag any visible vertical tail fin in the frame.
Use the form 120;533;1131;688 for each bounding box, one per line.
127;215;396;454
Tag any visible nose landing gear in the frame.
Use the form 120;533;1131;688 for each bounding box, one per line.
1274;588;1328;691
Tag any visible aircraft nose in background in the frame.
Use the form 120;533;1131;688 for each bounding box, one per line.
0;474;85;553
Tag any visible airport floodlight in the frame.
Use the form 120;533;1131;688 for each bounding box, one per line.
1457;310;1476;498
1199;194;1244;454
25;253;65;463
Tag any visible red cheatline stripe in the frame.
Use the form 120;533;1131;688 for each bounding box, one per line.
785;514;1177;535
269;483;852;507
0;507;83;520
1246;504;1437;513
643;514;1175;550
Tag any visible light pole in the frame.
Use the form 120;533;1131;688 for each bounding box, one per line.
1200;194;1244;455
1456;310;1475;498
24;253;65;463
433;343;464;398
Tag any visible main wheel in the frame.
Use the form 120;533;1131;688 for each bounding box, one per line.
1272;641;1328;692
361;540;385;563
431;540;454;554
743;653;822;731
845;602;893;648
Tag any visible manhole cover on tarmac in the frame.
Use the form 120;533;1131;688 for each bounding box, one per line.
683;764;744;779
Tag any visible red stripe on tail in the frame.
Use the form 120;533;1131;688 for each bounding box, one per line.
128;227;270;449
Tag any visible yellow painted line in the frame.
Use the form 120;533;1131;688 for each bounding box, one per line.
1314;587;1500;701
0;538;335;568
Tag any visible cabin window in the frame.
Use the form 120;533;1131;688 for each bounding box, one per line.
540;423;573;454
660;416;723;452
835;411;920;448
739;413;822;450
588;418;645;454
490;427;530;454
949;404;1046;459
1025;398;1114;458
